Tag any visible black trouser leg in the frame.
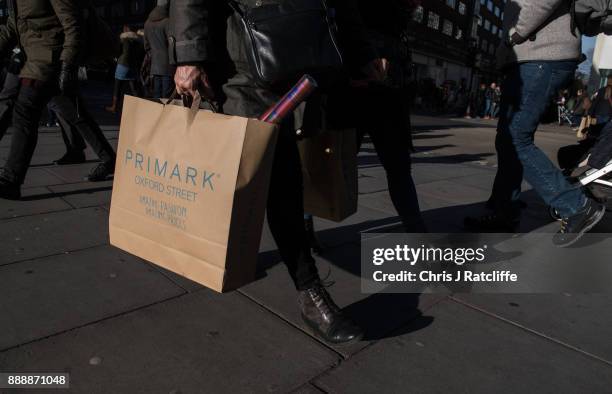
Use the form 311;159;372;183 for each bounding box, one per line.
48;97;86;153
128;81;138;96
3;83;52;184
266;124;320;290
50;95;116;164
0;99;13;142
356;87;425;232
0;72;21;142
57;116;86;153
589;121;612;169
488;87;524;218
223;73;319;290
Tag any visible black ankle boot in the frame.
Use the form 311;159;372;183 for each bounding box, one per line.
298;283;363;344
0;174;21;200
304;215;324;255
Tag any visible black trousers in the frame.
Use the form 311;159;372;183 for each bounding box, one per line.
354;87;426;232
48;95;116;164
589;121;612;169
0;72;20;142
3;82;54;184
223;73;319;290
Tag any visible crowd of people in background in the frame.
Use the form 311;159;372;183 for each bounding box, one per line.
412;78;502;120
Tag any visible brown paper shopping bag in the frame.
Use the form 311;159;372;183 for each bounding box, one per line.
109;95;278;292
298;129;358;222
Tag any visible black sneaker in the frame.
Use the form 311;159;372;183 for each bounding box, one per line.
0;175;21;200
87;162;114;182
553;199;606;247
464;212;519;233
54;150;86;165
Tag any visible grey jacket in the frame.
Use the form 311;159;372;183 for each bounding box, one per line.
145;5;172;76
497;0;582;67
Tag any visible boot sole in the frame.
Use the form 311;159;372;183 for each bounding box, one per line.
301;315;364;346
556;206;607;248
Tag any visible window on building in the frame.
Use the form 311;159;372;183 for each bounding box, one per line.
446;0;456;8
494;6;500;17
413;6;424;23
481;39;488;50
471;20;479;38
484;19;491;31
458;2;467;15
498;29;503;38
131;0;144;15
487;0;493;11
455;28;463;40
427;12;440;30
492;25;498;34
443;20;453;36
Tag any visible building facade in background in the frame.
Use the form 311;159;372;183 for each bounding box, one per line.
409;0;506;90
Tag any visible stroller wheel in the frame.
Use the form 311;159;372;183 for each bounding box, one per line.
549;206;562;221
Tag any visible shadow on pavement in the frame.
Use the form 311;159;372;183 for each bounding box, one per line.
344;293;435;341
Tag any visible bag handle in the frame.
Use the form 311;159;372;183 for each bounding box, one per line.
164;90;218;114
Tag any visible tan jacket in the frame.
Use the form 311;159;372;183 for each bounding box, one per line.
0;0;82;82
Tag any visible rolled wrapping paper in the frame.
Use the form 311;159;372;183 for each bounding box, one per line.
259;75;318;124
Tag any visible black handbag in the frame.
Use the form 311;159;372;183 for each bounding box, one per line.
229;0;343;84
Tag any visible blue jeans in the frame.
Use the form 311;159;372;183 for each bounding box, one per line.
489;61;585;218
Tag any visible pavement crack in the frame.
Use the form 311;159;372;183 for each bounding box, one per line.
0;292;189;354
449;296;612;368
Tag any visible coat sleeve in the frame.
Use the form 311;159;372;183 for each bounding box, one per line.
331;0;379;68
0;17;17;58
50;0;83;65
169;0;213;64
514;0;565;39
143;23;152;54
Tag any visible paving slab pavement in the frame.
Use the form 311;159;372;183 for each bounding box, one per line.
0;291;340;394
452;294;612;363
1;114;611;393
0;246;185;351
313;300;612;394
0;207;109;266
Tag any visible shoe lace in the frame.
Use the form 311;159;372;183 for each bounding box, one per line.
308;272;340;315
560;219;568;234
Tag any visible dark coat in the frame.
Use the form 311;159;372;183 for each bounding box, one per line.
169;0;377;75
144;5;172;77
0;0;83;82
117;31;144;70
